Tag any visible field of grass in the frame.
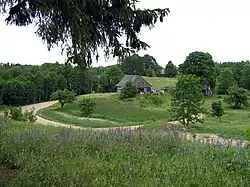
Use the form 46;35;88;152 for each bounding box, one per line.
192;95;250;140
38;93;250;140
38;109;119;128
143;76;177;89
1;117;250;186
39;93;171;127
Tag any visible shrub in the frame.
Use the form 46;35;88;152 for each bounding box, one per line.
119;81;137;99
23;109;37;123
139;93;164;107
224;86;249;109
211;100;224;120
10;107;25;121
79;97;96;117
151;93;164;106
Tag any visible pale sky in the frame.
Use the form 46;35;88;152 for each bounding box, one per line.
0;0;250;67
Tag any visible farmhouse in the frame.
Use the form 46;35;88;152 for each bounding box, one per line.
116;75;152;93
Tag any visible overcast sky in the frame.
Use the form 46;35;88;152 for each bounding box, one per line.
0;0;250;67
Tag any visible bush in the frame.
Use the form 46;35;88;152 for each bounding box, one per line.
139;93;164;107
9;107;37;122
23;109;37;123
211;100;224;119
79;97;96;117
10;107;25;121
224;86;249;109
119;81;137;99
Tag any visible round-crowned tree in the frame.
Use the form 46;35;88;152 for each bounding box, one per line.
179;51;216;90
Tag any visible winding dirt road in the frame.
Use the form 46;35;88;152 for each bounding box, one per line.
21;101;143;131
21;101;250;148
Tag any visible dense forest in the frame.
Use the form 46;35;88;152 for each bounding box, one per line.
0;54;165;106
1;51;250;107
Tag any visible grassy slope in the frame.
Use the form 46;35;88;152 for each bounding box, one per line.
39;93;171;127
143;76;177;89
194;95;250;140
1;117;250;186
39;93;250;139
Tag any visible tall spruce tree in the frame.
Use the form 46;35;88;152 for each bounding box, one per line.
0;0;169;67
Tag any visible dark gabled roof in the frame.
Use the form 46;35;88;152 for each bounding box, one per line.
116;75;152;88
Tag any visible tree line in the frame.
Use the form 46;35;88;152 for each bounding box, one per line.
0;54;165;106
2;50;250;107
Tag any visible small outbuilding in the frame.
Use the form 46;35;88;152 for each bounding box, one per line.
116;75;152;93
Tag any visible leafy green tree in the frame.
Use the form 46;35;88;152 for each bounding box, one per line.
170;75;205;126
120;81;137;99
23;80;36;104
142;54;162;75
211;100;224;120
216;68;236;95
79;97;96;117
224;86;249;109
165;61;177;77
144;67;156;77
0;79;6;105
1;1;169;66
51;89;75;108
179;51;216;89
240;64;250;90
232;62;245;87
120;54;145;75
57;74;68;90
100;66;124;92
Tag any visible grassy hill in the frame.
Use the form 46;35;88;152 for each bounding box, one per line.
38;92;250;140
143;76;177;89
38;93;171;128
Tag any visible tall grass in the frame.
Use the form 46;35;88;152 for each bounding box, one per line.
1;118;250;186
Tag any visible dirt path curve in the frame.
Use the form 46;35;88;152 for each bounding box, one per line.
22;101;143;131
22;101;250;148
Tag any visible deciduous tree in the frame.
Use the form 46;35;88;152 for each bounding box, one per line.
100;65;124;92
240;64;250;90
170;74;205;126
51;89;75;108
224;86;249;109
165;61;177;77
120;54;145;75
179;51;216;89
216;68;236;95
